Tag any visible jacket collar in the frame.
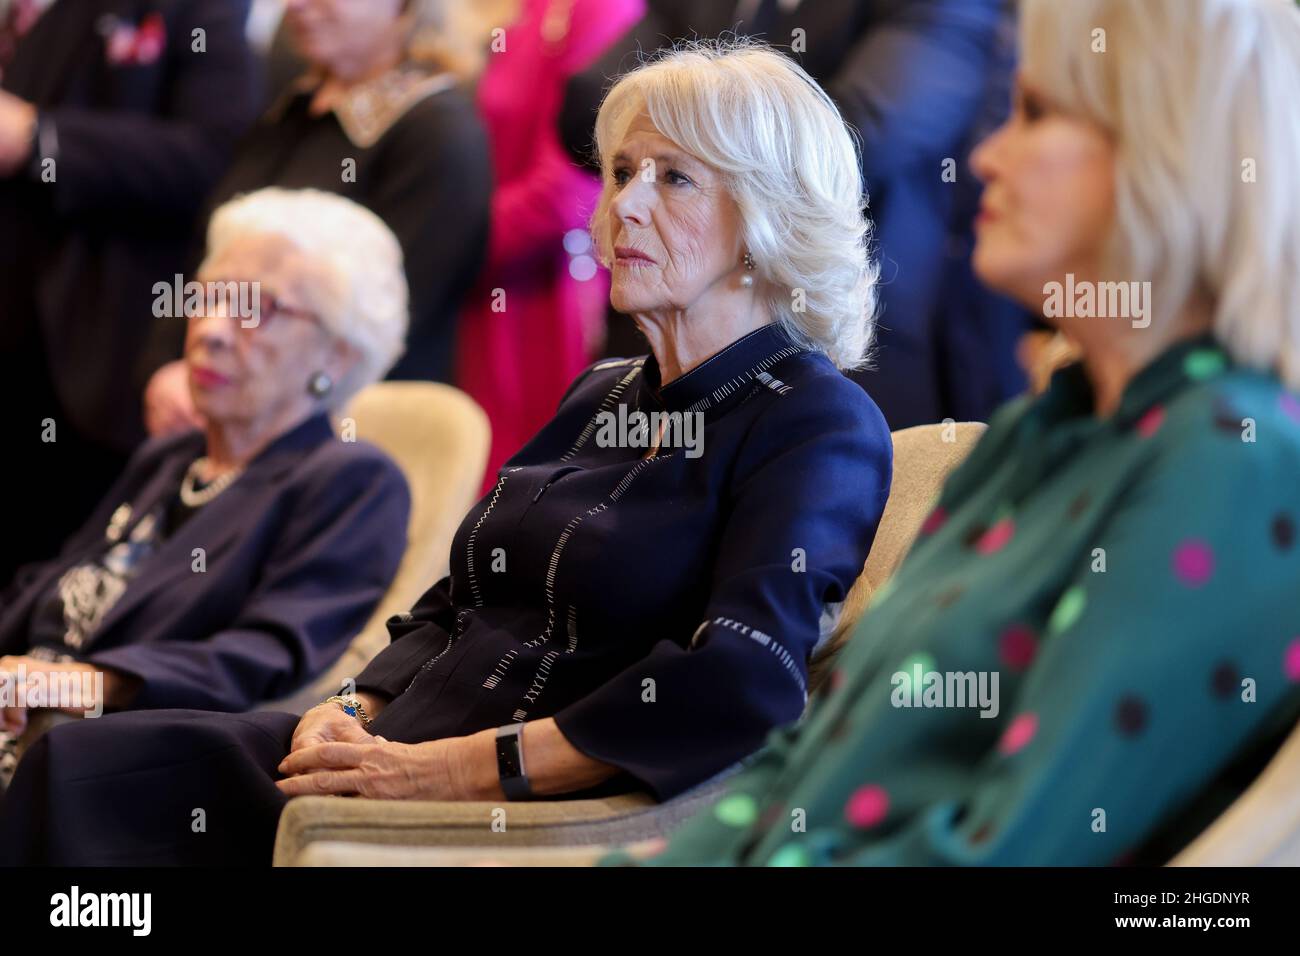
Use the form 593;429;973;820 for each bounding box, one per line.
1037;332;1231;431
267;64;456;149
640;323;808;416
86;413;336;642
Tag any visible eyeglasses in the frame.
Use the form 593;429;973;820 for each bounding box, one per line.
186;283;321;333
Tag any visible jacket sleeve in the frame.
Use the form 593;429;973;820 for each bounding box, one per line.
366;98;492;361
824;0;1003;185
353;576;458;701
41;0;259;216
554;374;892;798
86;453;411;712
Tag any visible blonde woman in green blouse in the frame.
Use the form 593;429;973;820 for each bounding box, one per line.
622;0;1300;866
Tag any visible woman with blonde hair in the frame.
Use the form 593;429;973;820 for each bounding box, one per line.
626;0;1300;867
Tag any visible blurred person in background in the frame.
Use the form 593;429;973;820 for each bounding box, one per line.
0;188;410;794
559;0;1013;430
615;0;1300;867
142;0;491;438
455;0;644;486
0;0;260;584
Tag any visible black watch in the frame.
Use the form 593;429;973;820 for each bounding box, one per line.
495;724;534;800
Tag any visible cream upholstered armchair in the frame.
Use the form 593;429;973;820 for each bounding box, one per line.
260;381;490;715
272;422;989;866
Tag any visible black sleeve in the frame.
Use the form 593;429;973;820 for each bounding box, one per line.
42;0;260;217
366;94;492;374
353;576;458;701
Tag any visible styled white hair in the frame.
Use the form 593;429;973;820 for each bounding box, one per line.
202;187;409;408
1022;0;1300;389
590;39;878;370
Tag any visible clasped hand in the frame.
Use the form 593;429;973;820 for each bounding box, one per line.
275;701;465;800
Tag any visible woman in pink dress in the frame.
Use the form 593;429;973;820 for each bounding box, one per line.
456;0;645;485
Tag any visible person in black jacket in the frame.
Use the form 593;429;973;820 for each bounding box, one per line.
559;0;1015;430
0;0;261;585
0;187;411;792
141;0;492;440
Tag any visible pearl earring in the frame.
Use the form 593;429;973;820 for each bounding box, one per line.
740;251;756;288
307;371;334;399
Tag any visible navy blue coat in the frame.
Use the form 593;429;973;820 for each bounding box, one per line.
356;324;892;798
0;414;409;712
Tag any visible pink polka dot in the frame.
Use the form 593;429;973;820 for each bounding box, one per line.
1280;393;1300;424
999;712;1038;756
920;507;948;536
844;784;890;829
999;625;1039;671
1172;539;1215;587
976;517;1015;555
1284;638;1300;683
1136;405;1166;438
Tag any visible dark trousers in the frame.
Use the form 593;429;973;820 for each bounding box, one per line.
0;709;297;866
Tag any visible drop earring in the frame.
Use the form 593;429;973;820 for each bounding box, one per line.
740;251;756;288
307;371;334;399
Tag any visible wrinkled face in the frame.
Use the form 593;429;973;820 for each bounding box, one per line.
283;0;405;72
970;74;1117;315
602;111;747;315
185;233;354;430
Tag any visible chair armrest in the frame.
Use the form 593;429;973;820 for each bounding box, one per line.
274;773;733;866
273;792;656;866
296;841;611;867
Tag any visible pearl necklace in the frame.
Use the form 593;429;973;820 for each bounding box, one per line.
179;457;244;507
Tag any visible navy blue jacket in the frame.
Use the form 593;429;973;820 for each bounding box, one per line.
355;324;892;798
0;415;409;712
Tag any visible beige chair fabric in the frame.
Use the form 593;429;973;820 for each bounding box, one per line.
1170;717;1300;866
273;788;721;866
260;381;490;715
297;842;610;867
274;421;988;866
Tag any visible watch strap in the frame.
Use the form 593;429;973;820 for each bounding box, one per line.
495;723;534;800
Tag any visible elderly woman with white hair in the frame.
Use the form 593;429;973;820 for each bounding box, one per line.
142;0;492;436
619;0;1300;867
0;40;893;865
0;187;410;792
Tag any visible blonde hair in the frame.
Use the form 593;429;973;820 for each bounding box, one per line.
405;0;520;84
1022;0;1300;388
589;39;878;370
202;188;409;408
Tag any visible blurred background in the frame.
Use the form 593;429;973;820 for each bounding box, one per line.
0;0;1033;580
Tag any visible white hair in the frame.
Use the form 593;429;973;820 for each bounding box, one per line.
202;187;409;408
1022;0;1300;389
590;39;878;370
